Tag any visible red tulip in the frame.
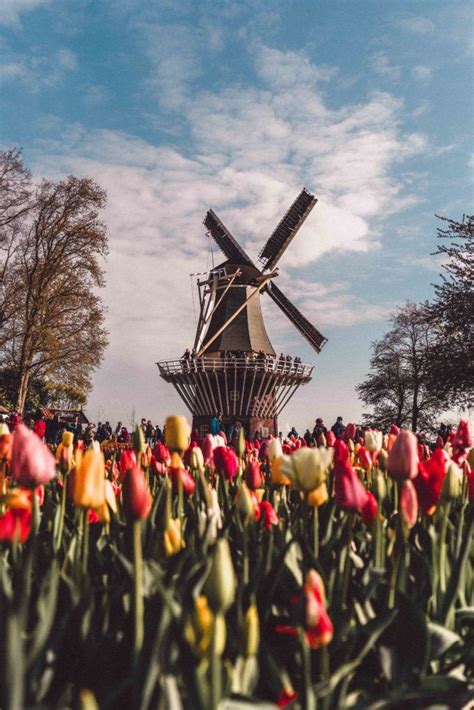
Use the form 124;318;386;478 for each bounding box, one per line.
454;420;472;449
467;466;474;503
170;464;196;496
357;446;372;470
361;491;378;526
435;435;444;449
245;459;263;490
333;461;369;512
214;447;239;481
259;500;278;530
333;439;349;465
325;430;336;447
88;509;100;524
119;449;137;481
344;423;357;441
153;442;171;464
277;690;298;708
414;448;447;513
10;424;56;488
389;424;400;436
0;507;31;543
400;480;418;528
122;465;152;520
386;430;418;480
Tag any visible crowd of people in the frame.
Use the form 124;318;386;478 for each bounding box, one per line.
180;349;304;373
1;409;457;453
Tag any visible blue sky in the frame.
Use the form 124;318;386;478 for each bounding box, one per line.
1;0;472;431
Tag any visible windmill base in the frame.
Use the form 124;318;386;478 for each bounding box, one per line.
192;415;278;441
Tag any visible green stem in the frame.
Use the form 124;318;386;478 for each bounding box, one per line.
54;473;68;555
341;513;355;609
438;501;451;595
300;628;316;710
133;519;144;663
81;510;90;578
313;505;319;559
320;645;330;710
210;614;222;710
242;525;249;586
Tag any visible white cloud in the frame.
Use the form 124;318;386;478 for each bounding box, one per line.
411;65;432;82
397;16;435;35
0;46;78;88
32;43;427;420
371;52;400;81
0;0;50;27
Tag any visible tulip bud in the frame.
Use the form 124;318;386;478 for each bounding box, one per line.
119;449;137;481
344;423;357;441
184;595;214;656
73;450;106;509
325;431;335;447
10;424;56;488
133;424;145;456
0;423;11;460
374;471;386;501
203;538;236;613
364;429;382;453
400;480;418;529
377;449;388;471
242;603;260;657
442;461;462;500
122;464;152;520
237;427;246;458
163;517;183;556
165;415;191;453
62;431;74;447
236;483;255;522
268;437;283;462
190;446;204;472
387;430;418;480
361;491;378;526
281;447;333;493
245;459;263;490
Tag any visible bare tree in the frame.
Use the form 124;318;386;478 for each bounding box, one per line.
1;172;108;413
357;302;444;431
428;214;474;408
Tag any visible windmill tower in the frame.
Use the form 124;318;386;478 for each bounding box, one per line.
157;189;327;438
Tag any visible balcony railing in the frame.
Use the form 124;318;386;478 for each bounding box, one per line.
157;356;313;379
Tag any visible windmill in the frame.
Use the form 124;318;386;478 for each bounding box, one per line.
157;188;327;438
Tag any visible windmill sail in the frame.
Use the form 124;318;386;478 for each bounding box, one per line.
258;188;317;271
266;281;327;353
204;210;254;266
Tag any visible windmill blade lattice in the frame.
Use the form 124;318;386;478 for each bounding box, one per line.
258;188;317;271
204;210;254;266
266;281;327;353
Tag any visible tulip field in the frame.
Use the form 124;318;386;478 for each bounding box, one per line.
0;418;473;709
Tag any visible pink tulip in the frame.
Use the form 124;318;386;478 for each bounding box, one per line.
10;424;56;488
202;434;215;465
400;480;418;528
386;430;418;480
325;431;336;447
333;439;349;465
333;461;369;512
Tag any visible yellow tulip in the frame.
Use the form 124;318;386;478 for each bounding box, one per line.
163;518;184;556
73;449;106;509
165;416;191;453
62;431;74;447
184;595;214;656
307;482;328;507
271;457;291;486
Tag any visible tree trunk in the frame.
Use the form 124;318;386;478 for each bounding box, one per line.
411;386;419;432
15;367;30;414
